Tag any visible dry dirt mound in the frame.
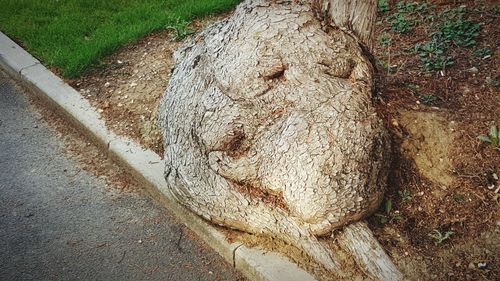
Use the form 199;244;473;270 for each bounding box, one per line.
399;110;457;186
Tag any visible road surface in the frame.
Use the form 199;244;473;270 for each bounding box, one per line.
0;69;243;281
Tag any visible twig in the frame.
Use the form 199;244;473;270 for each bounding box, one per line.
118;250;126;263
232;243;244;268
177;226;184;253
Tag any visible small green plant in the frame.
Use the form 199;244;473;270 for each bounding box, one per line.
424;13;436;22
375;57;395;73
410;6;485;72
414;39;454;71
420;94;437;104
438;7;481;47
407;83;420;93
474;47;492;57
166;19;195;41
452;193;465;202
396;1;414;13
478;126;500;151
375;199;402;224
379;33;392;46
378;0;390;13
439;20;480;47
375;56;388;68
385;199;393;213
386;1;430;33
389;12;413;33
494;5;500;14
398;190;412;201
396;1;428;14
428;229;454;245
486;78;500;87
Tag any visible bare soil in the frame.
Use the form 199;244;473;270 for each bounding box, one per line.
68;31;177;156
68;3;499;280
368;1;499;280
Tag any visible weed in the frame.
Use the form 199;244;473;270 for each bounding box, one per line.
407;83;420;93
396;1;414;13
408;84;439;104
494;5;500;14
386;1;430;33
428;229;454;245
375;199;402;224
486;78;500;87
375;56;393;73
439;19;480;47
398;190;412;201
474;47;492;58
415;3;429;13
478;126;500;151
396;1;428;14
166;19;195;41
438;7;481;47
420;94;437;104
452;193;465;202
385;198;393;214
423;13;436;22
409;6;484;72
375;57;387;68
414;39;454;71
379;33;392;46
439;6;465;18
389;12;413;33
378;0;390;13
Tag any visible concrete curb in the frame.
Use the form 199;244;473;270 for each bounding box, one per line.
0;32;316;281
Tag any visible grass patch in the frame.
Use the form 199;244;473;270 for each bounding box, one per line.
0;0;241;77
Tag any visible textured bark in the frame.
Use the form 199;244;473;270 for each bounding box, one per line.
338;222;404;280
160;0;392;274
312;0;378;51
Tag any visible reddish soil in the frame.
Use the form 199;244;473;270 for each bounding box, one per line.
369;1;499;280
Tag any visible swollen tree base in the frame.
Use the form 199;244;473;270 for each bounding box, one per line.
160;0;402;279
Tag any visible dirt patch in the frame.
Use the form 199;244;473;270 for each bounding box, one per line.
65;2;500;280
398;110;457;186
68;31;178;156
390;229;499;281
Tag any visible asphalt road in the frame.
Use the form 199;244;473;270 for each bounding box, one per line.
0;69;243;281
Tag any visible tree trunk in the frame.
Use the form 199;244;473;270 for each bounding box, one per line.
160;0;401;278
312;0;378;51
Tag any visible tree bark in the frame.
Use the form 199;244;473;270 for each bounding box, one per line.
337;222;404;280
312;0;378;51
160;0;400;278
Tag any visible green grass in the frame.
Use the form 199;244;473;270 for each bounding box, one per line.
0;0;241;77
